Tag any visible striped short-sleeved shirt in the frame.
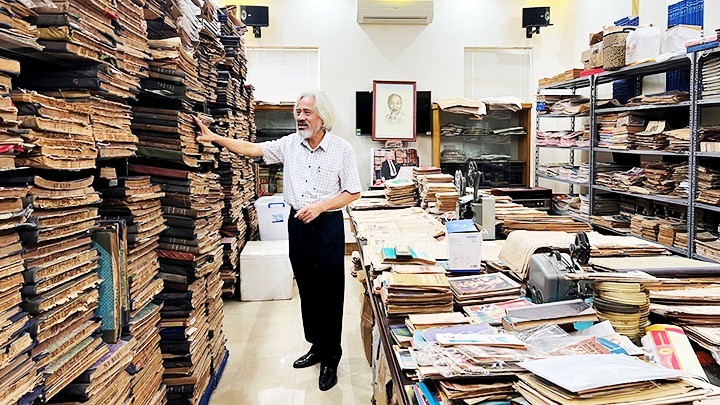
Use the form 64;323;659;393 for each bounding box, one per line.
260;132;362;210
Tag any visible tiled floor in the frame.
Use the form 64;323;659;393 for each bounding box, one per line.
210;258;373;404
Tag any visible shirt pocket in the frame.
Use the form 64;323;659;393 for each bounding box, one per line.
312;166;340;196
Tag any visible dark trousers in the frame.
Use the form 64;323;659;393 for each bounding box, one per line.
288;209;345;366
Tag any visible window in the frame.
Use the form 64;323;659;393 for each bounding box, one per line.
464;47;533;102
247;48;320;103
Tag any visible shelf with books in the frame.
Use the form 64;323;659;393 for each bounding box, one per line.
536;174;589;187
594;101;692;114
593;148;689;157
696;98;720;107
592;185;689;206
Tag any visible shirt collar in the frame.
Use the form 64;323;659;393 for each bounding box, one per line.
299;131;331;152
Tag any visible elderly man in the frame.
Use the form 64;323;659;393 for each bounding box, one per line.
194;91;362;391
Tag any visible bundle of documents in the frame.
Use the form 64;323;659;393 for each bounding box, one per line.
597;112;645;149
31;0;118;63
436;379;516;403
145;37;204;102
589;193;621;216
436;98;487;118
11;90;96;170
418;174;455;205
591;281;650;341
22;176;104;401
700;125;720;152
405;312;473;332
219;6;248;81
666;127;691;152
0;183;42;403
97;176;166;317
549;96;590;116
516;354;707;405
552;194;582;216
384;178;418;206
629;120;669;150
538;68;583;87
380;272;453;316
196;1;224;104
434;191;459;213
702;57;720;99
658;221;688;249
52;339;135;403
536;129;585;147
131;102;209;167
125;303;167;404
216;71;242;109
696;165;720;205
412;166;441;184
627;90;690;105
449;273;522;306
501;216;592;233
502;299;598;330
591;215;631;233
697;238;720;262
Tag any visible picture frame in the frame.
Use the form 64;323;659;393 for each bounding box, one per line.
370;148;419;186
372;80;417;141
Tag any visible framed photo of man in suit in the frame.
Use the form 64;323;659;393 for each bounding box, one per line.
371;148;419;186
372;80;416;141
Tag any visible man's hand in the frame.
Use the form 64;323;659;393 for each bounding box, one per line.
295;202;326;224
193;116;218;144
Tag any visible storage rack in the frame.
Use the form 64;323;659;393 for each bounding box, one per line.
537;54;715;258
535;77;591;201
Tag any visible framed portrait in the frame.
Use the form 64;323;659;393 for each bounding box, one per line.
372;80;416;141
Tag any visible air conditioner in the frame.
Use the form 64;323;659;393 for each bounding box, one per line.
356;0;434;25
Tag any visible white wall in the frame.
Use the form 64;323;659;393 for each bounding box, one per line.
225;0;645;187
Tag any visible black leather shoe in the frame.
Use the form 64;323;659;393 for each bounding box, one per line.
318;365;338;391
293;351;320;369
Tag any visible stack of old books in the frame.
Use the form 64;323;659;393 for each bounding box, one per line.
591;281;650;341
146;37;204;102
657;221;688;249
128;164;224;403
412;166;441;184
215;149;244;296
696;238;720;262
197;0;224;104
597;112;645;149
30;0;117;62
96;176;166;317
665;127;691;152
131;102;204;167
384;178;418;206
630;214;667;242
51;339;135;403
84;97;137;158
418;175;455;207
155;278;212;404
21;176;105;401
449;273;522;306
435;191;459;213
116;0;151;82
696;165;720;205
205;269;228;378
125;303;166;404
380;272;453;316
702;57;720;99
699;125;720;152
0;60;25;171
11;90;96;170
629;120;669;150
0;0;41;51
0;183;41;403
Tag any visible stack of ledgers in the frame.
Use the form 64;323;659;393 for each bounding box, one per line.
695;165;720;205
630;214;687;249
535;130;585;147
666;127;691;152
418;174;454;208
434;191;459;213
196;0;224;103
378;272;453;316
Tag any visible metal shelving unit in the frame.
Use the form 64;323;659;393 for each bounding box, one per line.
536;174;589;187
592;185;688;206
593;148;689;157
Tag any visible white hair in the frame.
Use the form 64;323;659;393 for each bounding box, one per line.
295;90;336;132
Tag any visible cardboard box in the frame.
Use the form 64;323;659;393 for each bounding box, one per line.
446;219;482;270
590;42;604;68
